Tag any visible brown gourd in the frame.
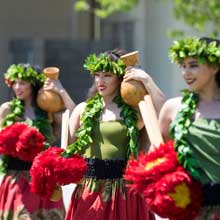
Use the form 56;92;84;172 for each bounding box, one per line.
37;67;64;113
120;51;147;107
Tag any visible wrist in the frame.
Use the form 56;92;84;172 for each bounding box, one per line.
59;89;66;96
142;76;153;88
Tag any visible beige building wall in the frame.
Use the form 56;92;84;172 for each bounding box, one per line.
132;0;211;97
0;0;76;100
0;0;211;101
131;0;186;97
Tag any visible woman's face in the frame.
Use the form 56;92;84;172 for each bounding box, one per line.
180;57;219;92
12;79;32;100
94;72;121;98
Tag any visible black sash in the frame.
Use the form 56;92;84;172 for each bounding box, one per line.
84;158;126;179
7;157;32;171
202;182;220;206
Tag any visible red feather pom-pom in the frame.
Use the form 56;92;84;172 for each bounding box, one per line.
124;141;203;219
30;147;88;199
16;126;45;161
144;166;202;220
54;153;88;185
124;141;178;193
0;123;41;159
30;147;61;199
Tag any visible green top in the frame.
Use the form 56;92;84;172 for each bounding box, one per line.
187;118;220;184
83;120;129;159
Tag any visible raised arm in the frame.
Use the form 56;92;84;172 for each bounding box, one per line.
41;78;76;139
42;77;76;113
123;67;166;115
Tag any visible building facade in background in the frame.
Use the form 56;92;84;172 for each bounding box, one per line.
0;0;209;103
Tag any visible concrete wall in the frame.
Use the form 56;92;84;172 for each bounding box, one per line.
132;0;211;98
130;0;183;98
0;0;75;102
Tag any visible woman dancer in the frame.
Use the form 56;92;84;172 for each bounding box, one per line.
66;49;165;220
159;37;220;219
0;63;75;220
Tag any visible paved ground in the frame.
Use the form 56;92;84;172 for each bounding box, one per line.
0;175;166;219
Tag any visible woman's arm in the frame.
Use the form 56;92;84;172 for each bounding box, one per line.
41;78;76;139
42;78;76;113
123;67;166;115
68;102;86;146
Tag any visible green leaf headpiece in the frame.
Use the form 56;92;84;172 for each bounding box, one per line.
4;64;45;87
169;37;220;66
84;53;126;77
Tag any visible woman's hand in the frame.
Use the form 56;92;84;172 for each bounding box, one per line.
41;77;76;120
123;66;166;116
42;78;65;95
123;67;152;85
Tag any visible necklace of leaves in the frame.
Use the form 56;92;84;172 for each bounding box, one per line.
63;93;139;158
169;89;202;179
1;98;53;145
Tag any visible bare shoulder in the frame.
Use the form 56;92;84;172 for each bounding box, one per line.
74;102;86;114
0;101;11;126
163;97;182;109
159;97;182;141
70;102;87;119
0;101;11;116
159;97;181;120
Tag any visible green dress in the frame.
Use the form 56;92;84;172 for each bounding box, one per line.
187;118;220;220
66;120;154;220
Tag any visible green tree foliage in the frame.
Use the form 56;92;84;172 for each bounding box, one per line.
169;0;220;37
74;0;139;18
74;0;220;37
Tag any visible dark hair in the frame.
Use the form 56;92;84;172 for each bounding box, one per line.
199;37;220;45
199;37;220;87
86;48;127;99
103;48;127;62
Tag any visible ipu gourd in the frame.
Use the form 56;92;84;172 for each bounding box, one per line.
37;67;64;113
120;51;147;107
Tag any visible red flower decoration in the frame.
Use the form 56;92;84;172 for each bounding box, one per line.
16;126;45;161
124;141;178;193
144;166;202;220
124;141;203;219
30;147;88;199
54;153;88;186
0;123;28;157
30;147;59;199
0;122;45;161
4;79;13;87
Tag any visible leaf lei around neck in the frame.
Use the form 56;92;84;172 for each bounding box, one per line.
63;93;139;158
1;98;54;145
2;98;24;128
169;89;201;179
